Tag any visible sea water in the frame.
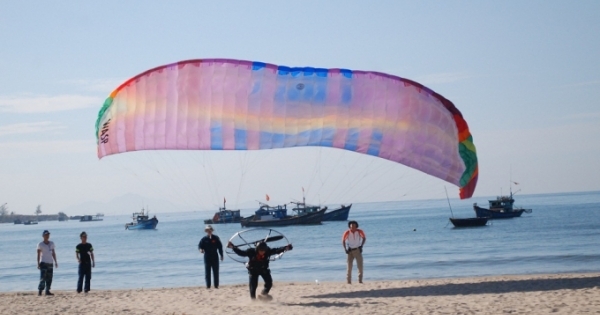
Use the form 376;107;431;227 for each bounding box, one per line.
1;191;599;292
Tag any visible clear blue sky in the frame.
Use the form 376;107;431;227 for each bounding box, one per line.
1;1;599;215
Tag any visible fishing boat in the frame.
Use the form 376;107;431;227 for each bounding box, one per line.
203;199;242;224
473;187;532;219
240;202;326;227
80;213;104;222
290;198;352;221
449;217;489;227
125;208;158;230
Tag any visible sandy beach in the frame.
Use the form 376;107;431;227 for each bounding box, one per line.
1;273;598;315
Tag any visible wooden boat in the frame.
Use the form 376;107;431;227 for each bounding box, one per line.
125;208;158;230
204;199;242;224
290;196;352;221
473;188;532;219
240;203;326;227
449;217;488;227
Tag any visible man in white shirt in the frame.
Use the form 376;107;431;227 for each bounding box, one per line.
341;220;366;284
37;230;58;296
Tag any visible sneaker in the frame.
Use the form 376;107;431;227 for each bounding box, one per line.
45;291;54;296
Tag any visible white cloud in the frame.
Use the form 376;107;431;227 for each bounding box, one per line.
559;80;600;88
0;95;103;113
415;72;475;85
0;139;95;158
0;121;66;136
557;111;600;121
59;78;126;93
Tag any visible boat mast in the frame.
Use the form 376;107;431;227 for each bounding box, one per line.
444;186;455;218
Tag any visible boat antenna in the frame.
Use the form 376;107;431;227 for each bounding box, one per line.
444;186;455;218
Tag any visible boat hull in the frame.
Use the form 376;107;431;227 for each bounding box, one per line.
204;208;242;224
241;208;326;227
450;217;488;227
126;218;158;230
474;205;524;219
204;217;241;224
322;204;352;221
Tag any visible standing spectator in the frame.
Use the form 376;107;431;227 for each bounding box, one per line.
37;230;58;296
198;225;223;289
76;231;95;293
341;220;366;284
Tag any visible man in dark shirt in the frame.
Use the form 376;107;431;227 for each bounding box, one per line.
227;240;292;300
198;225;223;289
75;231;95;293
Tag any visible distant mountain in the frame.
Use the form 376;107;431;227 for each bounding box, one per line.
59;193;191;216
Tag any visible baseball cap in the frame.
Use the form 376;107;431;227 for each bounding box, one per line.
42;230;50;235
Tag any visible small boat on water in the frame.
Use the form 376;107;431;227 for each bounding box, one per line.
125;208;158;230
23;220;38;225
449;217;489;227
473;188;532;219
203;199;242;224
290;198;352;221
240;202;326;227
80;213;104;222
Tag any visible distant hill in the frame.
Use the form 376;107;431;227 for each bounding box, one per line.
57;193;266;216
58;193;192;216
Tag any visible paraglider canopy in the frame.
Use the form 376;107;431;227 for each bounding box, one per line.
95;59;478;198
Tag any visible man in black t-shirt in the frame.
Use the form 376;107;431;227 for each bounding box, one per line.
198;225;223;289
75;231;95;293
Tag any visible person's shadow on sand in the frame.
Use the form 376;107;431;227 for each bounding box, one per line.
295;276;600;304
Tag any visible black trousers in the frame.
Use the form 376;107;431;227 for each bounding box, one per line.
38;262;53;292
248;268;272;299
77;263;92;292
204;257;219;288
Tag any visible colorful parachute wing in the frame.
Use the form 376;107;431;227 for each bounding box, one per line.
96;59;478;198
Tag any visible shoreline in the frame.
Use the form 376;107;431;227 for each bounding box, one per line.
2;272;599;314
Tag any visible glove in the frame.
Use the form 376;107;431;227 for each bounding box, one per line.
345;249;349;254
286;244;293;251
359;246;363;253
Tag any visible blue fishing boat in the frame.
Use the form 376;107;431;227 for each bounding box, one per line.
290;198;352;221
240;202;326;227
125;208;158;230
473;188;532;219
203;199;242;224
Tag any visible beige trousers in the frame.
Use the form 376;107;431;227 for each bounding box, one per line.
346;249;363;283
